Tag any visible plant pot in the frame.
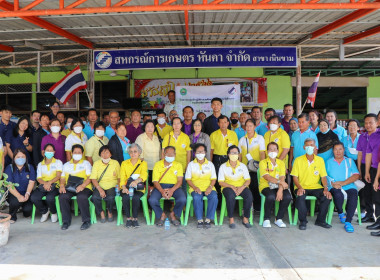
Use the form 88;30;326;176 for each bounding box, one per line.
0;212;11;247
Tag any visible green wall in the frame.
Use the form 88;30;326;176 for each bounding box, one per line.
367;77;380;114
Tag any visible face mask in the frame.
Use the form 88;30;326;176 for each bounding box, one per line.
51;126;60;133
229;154;239;161
196;153;206;161
45;151;54;159
95;130;105;137
72;154;82;161
165;156;175;163
157;118;166;125
231;119;238;125
73;127;82;134
15;157;26;166
66;123;71;129
321;128;330;135
268;152;278;159
101;157;111;164
305;146;315;155
269;124;278;131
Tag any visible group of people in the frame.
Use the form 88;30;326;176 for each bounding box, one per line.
1;93;380;236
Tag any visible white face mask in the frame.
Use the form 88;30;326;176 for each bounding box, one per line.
101;157;111;164
269;124;278;131
73;126;83;134
157;118;166;125
51;126;60;133
268;152;278;159
95;129;105;137
195;153;206;161
72;154;82;161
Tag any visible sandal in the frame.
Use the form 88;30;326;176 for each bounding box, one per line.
171;219;180;227
338;213;346;224
156;219;165;227
344;222;354;233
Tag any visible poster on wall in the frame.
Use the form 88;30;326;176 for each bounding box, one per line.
175;84;242;116
134;78;267;109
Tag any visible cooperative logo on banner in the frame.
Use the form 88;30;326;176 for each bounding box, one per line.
95;52;112;69
228;86;237;95
180;88;187;96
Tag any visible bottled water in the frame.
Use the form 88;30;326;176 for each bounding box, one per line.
115;187;120;196
129;187;134;197
164;218;170;230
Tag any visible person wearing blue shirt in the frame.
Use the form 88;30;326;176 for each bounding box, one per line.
326;109;347;141
230;112;248;140
309;110;321;135
289;113;319;168
108;123;131;164
343;119;361;162
5;148;36;223
317;119;340;163
256;108;284;136
105;111;119;140
0;105;16;166
326;142;360;233
83;108;98;139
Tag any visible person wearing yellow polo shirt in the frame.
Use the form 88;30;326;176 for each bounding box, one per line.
162;117;191;193
155;111;173;141
218;145;252;229
30;143;63;223
64;117;88;162
120;143;148;228
149;146;186;227
291;138;332;231
264;115;290;164
238;119;266;212
185;143;217;229
85;121;109;166
59;144;92;231
259;142;292;228
90;145;120;224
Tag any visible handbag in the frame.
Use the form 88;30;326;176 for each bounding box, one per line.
345;158;365;191
65;175;84;193
37;182;58;192
126;162;145;191
245;137;259;172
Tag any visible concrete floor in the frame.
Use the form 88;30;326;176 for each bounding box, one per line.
1;209;379;280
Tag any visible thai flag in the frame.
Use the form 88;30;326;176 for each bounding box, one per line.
49;66;87;104
306;72;320;108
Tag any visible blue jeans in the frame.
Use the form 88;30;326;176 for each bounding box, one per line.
148;184;186;219
191;190;218;220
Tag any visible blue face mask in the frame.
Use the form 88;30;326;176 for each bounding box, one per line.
45;151;55;159
165;156;175;163
321;128;330;135
15;157;26;166
305;146;315;155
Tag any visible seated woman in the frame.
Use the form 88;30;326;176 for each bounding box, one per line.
59;144;92;231
259;142;292;228
120;143;148;228
30;144;63;223
90;145;120;223
218;145;252;229
109;123;131;165
317;119;340;162
4;148;36;223
326;142;360;233
185;143;218;229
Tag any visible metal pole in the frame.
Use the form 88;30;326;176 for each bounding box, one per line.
37;51;40;93
296;47;302;116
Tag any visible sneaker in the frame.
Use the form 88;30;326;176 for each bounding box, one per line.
125;219;133;228
40;211;50;223
263;219;271;228
132;220;140;228
344;222;354;233
338;213;346;224
10;219;16;224
274;219;286;228
204;221;211;229
51;214;58;223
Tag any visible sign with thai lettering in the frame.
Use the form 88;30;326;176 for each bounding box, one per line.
94;47;297;70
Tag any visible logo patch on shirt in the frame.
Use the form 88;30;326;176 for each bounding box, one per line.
182;144;186;148
314;170;319;176
174;170;178;175
51;166;56;170
26;175;29;179
237;168;243;173
274;138;279;143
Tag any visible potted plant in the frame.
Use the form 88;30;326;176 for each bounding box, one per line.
0;164;18;247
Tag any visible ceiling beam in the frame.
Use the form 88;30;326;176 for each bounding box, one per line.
0;43;13;52
184;0;191;46
0;1;94;49
344;25;380;44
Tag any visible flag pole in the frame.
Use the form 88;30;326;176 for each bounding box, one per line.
85;88;93;107
301;98;308;113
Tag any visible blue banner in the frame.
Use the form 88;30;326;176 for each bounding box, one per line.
94;47;297;70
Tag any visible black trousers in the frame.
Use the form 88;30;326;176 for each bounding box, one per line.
121;191;144;218
249;171;260;211
213;154;228;204
30;188;59;214
261;187;292;220
295;188;331;223
59;188;92;224
330;188;358;223
223;187;253;219
7;192;33;221
91;188;116;215
361;164;373;216
370;167;380;218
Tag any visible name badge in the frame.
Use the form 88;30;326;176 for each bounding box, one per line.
246;154;253;161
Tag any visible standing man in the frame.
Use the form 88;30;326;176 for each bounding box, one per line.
168;110;178;125
32;113;50;166
83;108;98;139
250;106;265;132
102;113;110;126
204;98;224;136
256;108;280;136
30;110;41;133
234;112;249;140
126;110;143;143
182;106;195;136
0;105;15;166
281;104;294;134
164;90;176;118
156;111;173;140
105;111;120;140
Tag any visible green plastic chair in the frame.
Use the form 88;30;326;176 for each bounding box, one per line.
115;180;151;226
256;169;293;226
184;186;218;226
219;192;253;226
55;195;88;226
151;196;184;225
292;195;335;225
90;198;116;224
326;196;362;225
31;196;46;224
